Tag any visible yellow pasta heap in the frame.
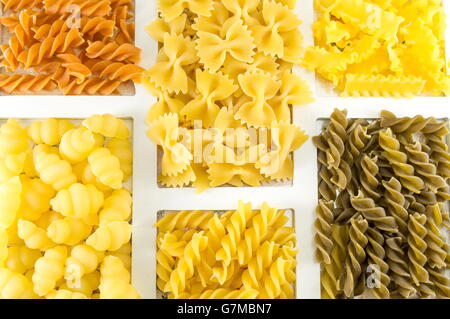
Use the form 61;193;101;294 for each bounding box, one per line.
0;115;139;299
0;0;143;95
156;201;297;299
144;0;312;192
304;0;450;97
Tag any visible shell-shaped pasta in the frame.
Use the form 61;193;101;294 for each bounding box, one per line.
50;183;104;219
99;279;140;299
19;177;55;221
0;232;7;267
0;152;27;183
180;69;237;128
27;119;75;146
32;246;67;296
86;41;141;63
100;255;130;284
0;268;37;299
87;148;123;190
33;146;77;191
379;129;425;193
59;128;96;163
338;215;368;298
17;219;56;250
196;18;255;73
0;176;22;229
250;0;301;58
106;138;132;182
0;119;29;156
59;271;100;297
43;0;111;17
315;200;334;265
47;217;92;246
65;244;104;282
45;289;89;299
407;213;429;286
5;246;41;274
145;34;198;94
72;161;110;192
17;29;85;69
82;114;130;139
86;221;132;251
158;0;213;22
108;242;131;271
98;189;132;225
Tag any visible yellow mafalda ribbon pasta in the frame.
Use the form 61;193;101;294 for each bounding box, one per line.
144;0;313;192
305;0;450;96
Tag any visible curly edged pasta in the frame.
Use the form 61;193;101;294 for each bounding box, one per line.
157;201;296;299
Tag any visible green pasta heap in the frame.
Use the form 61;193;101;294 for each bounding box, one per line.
314;109;450;299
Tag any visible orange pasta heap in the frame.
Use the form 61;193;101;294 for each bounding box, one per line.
0;0;143;95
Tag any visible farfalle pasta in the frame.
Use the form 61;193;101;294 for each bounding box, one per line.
0;0;143;95
0;115;139;299
156;201;297;299
314;109;450;299
144;0;313;192
304;0;450;96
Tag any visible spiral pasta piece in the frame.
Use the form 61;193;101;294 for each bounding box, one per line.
86;41;140;63
87;148;123;190
351;191;398;233
425;132;450;179
50;183;104;219
379;129;425;194
407;213;429;286
382;177;409;238
338;215;368;298
43;0;111;17
423;205;447;269
365;228;390;299
156;211;214;233
59;128;96;163
360;154;381;200
428;267;450;299
85;221;131;251
315;200;334;265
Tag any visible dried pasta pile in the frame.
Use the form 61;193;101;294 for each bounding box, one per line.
304;0;450;97
314;109;450;299
0;115;139;299
156;201;297;299
144;0;312;192
0;0;143;95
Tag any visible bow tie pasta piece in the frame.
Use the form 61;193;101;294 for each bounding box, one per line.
144;86;186;123
0;176;22;229
86;221;132;252
144;34;199;94
181;70;238;128
32;246;67;296
196;18;255;72
99;279;140;299
0;268;38;299
82;114;130;139
0;119;30;157
88;148;124;190
59;128;96;164
17;219;56;251
158;165;197;188
27;119;75;146
221;0;259;25
192;2;234;36
158;0;214;22
249;0;301;59
146;14;187;42
18;176;55;221
222;52;280;83
257;122;308;181
234;72;281;128
33;146;77;191
147;113;193;177
50;183;104;219
65;244;105;283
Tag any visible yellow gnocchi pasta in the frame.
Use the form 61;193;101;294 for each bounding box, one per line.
0;116;138;299
144;0;312;192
